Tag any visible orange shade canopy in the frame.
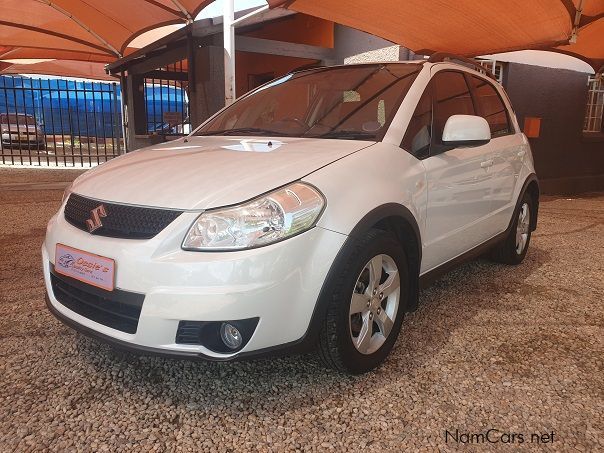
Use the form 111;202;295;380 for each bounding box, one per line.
269;0;604;72
0;59;114;81
0;0;213;58
0;47;140;64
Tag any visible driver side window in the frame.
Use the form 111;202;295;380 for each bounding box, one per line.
401;71;477;158
431;71;475;154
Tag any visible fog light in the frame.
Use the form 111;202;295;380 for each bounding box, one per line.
220;323;243;350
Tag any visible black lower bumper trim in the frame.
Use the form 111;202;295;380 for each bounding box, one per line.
50;268;144;334
46;294;314;361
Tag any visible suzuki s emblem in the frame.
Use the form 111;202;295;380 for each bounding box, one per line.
86;204;107;233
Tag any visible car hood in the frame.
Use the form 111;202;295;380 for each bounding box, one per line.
71;136;375;210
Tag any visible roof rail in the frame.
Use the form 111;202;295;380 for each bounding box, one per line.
427;52;496;80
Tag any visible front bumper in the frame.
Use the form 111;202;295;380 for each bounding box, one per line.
43;206;346;360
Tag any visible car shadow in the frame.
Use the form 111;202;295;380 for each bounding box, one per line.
388;245;552;370
74;246;552;417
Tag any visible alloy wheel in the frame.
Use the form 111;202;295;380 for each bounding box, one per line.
349;254;400;355
515;202;531;254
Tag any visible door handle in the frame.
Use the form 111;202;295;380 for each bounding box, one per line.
480;159;494;168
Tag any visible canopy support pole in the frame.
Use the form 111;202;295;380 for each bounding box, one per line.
570;0;584;43
223;0;236;106
232;5;270;26
170;0;194;23
35;0;122;57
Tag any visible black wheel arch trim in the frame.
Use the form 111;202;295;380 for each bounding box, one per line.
302;203;423;345
517;173;539;232
346;203;422;261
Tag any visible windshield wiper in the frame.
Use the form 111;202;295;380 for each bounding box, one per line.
196;127;289;137
316;130;377;140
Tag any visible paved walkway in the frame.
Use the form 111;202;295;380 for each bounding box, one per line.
0;181;72;191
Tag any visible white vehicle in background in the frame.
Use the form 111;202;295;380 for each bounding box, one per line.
0;113;46;149
43;54;538;374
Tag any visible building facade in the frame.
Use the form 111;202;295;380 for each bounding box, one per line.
110;14;603;194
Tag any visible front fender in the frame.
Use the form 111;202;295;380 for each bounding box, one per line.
303;143;426;239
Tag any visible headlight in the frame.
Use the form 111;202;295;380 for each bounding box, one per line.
182;182;325;251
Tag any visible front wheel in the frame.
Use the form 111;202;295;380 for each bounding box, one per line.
491;192;534;265
318;229;408;374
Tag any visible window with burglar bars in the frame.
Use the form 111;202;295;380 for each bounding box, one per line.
476;59;504;85
0;75;123;167
145;60;191;136
583;76;604;133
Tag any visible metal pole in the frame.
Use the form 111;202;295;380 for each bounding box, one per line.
118;75;127;154
111;82;121;155
223;0;235;106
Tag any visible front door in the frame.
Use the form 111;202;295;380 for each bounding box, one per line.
421;70;495;272
467;75;521;232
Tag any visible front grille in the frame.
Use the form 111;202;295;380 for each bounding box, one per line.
64;193;184;239
50;269;145;334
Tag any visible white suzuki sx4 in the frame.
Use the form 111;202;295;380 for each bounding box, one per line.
44;57;538;374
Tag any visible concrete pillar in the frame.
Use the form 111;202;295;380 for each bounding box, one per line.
124;73;149;151
191;45;225;127
223;0;235;105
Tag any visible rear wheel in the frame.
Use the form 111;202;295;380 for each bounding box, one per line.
318;229;408;374
491;192;533;265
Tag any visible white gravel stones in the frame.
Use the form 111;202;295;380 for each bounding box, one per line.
0;168;602;451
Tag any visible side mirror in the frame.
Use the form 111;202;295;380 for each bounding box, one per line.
442;114;491;147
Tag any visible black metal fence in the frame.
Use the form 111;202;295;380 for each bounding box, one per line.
144;60;190;136
0;75;123;167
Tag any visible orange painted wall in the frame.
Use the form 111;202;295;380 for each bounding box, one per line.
235;14;334;97
242;14;334;48
235;52;318;96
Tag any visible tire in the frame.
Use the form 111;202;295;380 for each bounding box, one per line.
491;191;534;265
318;229;409;374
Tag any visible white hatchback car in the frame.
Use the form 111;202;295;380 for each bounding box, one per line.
44;56;538;374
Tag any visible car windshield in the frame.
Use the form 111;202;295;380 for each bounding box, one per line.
0;114;36;126
194;63;422;140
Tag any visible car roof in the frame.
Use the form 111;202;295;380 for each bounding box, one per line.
288;60;498;83
288;60;424;75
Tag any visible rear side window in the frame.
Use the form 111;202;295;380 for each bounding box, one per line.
470;76;511;137
432;71;475;146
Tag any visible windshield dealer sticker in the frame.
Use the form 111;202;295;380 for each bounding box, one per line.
54;244;115;291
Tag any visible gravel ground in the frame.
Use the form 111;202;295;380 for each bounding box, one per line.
0;168;602;451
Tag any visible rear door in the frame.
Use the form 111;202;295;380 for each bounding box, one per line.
468;75;522;231
420;70;496;272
